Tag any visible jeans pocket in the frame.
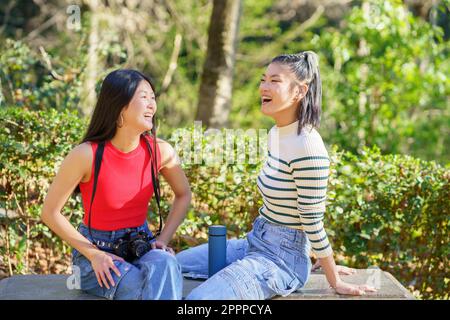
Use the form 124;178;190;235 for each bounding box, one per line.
279;239;311;286
257;227;278;245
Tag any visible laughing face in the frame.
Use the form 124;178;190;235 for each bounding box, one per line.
259;62;305;121
120;80;156;133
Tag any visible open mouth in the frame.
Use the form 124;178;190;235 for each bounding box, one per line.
144;113;153;121
261;97;272;105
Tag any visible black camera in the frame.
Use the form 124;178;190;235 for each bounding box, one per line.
112;231;152;262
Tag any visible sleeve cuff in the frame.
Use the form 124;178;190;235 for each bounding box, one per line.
312;245;333;259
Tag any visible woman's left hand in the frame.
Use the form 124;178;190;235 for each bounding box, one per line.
312;260;357;275
151;239;175;255
334;280;377;296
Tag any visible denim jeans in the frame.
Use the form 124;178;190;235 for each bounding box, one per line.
71;222;183;300
176;216;312;300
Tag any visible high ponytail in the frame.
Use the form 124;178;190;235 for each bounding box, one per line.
271;51;322;135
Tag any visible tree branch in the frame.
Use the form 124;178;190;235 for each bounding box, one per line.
160;33;183;94
38;46;64;81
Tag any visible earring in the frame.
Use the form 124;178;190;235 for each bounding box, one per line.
117;114;124;128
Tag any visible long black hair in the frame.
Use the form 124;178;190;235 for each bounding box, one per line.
82;69;157;143
76;69;160;197
271;51;322;135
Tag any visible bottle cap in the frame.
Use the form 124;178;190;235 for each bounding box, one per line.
208;225;226;236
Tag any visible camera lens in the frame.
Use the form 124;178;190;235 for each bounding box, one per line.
133;240;150;258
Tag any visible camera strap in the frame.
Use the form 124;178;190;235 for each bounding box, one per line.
142;134;163;237
86;134;163;248
87;141;105;247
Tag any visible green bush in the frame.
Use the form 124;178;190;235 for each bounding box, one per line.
1;108;448;299
326;145;449;300
0;107;86;275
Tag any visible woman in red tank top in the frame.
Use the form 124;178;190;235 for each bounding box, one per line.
41;69;191;299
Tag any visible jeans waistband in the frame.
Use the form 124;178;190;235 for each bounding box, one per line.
78;221;152;243
254;216;306;245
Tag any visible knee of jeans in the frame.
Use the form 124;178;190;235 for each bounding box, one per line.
163;254;181;273
143;249;181;271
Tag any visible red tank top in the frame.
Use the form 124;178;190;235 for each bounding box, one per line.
79;135;161;231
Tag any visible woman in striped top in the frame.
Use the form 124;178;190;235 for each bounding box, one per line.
177;51;376;299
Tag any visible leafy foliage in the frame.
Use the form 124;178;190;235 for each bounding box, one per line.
0;39;84;112
315;0;450;163
232;0;450;164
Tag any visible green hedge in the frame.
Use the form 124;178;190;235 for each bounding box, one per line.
0;107;86;275
326;147;449;299
0;107;448;299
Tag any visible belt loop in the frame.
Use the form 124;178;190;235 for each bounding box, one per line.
256;217;261;231
259;217;265;231
298;228;304;245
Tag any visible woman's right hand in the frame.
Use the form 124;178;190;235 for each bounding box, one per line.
89;250;125;289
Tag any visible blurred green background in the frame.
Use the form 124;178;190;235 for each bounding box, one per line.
0;0;449;299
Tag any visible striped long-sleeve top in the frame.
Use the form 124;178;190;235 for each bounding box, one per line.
257;120;333;258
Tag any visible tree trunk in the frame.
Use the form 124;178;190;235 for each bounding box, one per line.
195;0;242;128
80;0;101;117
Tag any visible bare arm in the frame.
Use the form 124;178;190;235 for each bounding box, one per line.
41;143;123;289
319;255;340;288
153;139;191;248
292;135;375;295
41;143;101;261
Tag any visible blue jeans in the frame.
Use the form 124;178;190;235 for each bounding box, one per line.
72;222;183;300
176;216;312;300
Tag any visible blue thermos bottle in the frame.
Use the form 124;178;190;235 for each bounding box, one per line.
208;225;227;277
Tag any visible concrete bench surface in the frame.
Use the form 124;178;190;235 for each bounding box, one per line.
0;269;415;300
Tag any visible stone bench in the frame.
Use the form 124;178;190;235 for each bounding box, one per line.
0;268;415;300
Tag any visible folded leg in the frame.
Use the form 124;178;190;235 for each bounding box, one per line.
176;238;248;278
